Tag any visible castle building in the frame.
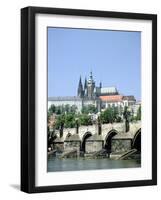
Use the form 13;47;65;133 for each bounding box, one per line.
48;72;137;113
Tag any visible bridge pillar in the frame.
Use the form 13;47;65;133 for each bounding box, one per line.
53;137;64;153
64;134;81;157
111;138;132;153
85;134;103;154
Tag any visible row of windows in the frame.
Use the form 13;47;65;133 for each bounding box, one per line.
102;101;135;108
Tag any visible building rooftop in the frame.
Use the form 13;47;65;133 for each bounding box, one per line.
122;96;136;101
48;96;101;101
48;96;82;101
99;95;123;102
100;87;118;95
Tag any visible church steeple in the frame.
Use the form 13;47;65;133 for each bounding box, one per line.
77;76;83;97
89;71;93;81
99;81;102;88
87;71;95;99
84;77;87;96
84;77;87;89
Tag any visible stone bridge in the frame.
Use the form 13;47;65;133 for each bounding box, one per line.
53;121;141;154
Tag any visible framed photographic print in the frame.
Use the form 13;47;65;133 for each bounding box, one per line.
21;6;157;193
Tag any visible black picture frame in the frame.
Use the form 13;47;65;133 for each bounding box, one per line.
21;6;157;193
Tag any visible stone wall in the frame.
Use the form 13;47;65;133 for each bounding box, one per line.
64;141;81;155
55;121;141;142
53;122;141;156
111;139;132;153
54;143;64;153
85;141;103;153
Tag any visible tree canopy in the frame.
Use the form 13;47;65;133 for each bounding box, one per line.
48;103;141;130
81;104;97;114
100;107;122;124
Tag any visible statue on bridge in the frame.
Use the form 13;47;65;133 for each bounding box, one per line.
75;118;79;134
95;115;102;135
59;121;64;138
123;106;130;132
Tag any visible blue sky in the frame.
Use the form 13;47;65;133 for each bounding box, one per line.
48;27;141;100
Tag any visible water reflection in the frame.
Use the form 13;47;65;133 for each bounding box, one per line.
47;154;141;172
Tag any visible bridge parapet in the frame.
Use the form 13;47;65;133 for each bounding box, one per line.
78;125;96;140
102;123;124;134
129;121;141;134
53;121;141;142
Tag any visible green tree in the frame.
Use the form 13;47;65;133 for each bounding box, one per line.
55;114;65;129
100;107;122;124
79;114;92;126
48;104;78;116
55;105;61;115
113;107;119;119
64;113;76;128
119;105;124;116
48;104;56;115
70;105;77;114
81;104;97;114
64;104;70;113
100;107;114;123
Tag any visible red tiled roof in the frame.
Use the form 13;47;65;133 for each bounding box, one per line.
99;95;123;102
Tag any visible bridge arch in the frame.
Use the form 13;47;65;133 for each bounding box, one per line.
104;129;118;153
132;128;141;152
81;132;92;152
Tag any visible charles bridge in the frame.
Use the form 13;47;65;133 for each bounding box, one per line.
50;121;141;159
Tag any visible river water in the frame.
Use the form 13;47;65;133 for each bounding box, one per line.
47;154;141;172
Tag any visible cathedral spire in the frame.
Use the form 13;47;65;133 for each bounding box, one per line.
84;77;87;89
88;70;94;84
78;76;82;85
99;81;102;88
90;70;93;79
77;76;83;97
84;77;87;97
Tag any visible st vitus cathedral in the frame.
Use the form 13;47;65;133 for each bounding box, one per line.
48;71;137;113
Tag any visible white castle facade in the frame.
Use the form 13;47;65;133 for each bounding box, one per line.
48;72;140;116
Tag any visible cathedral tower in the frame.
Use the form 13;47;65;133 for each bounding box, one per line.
84;77;87;97
87;71;95;99
77;76;84;98
99;81;102;88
